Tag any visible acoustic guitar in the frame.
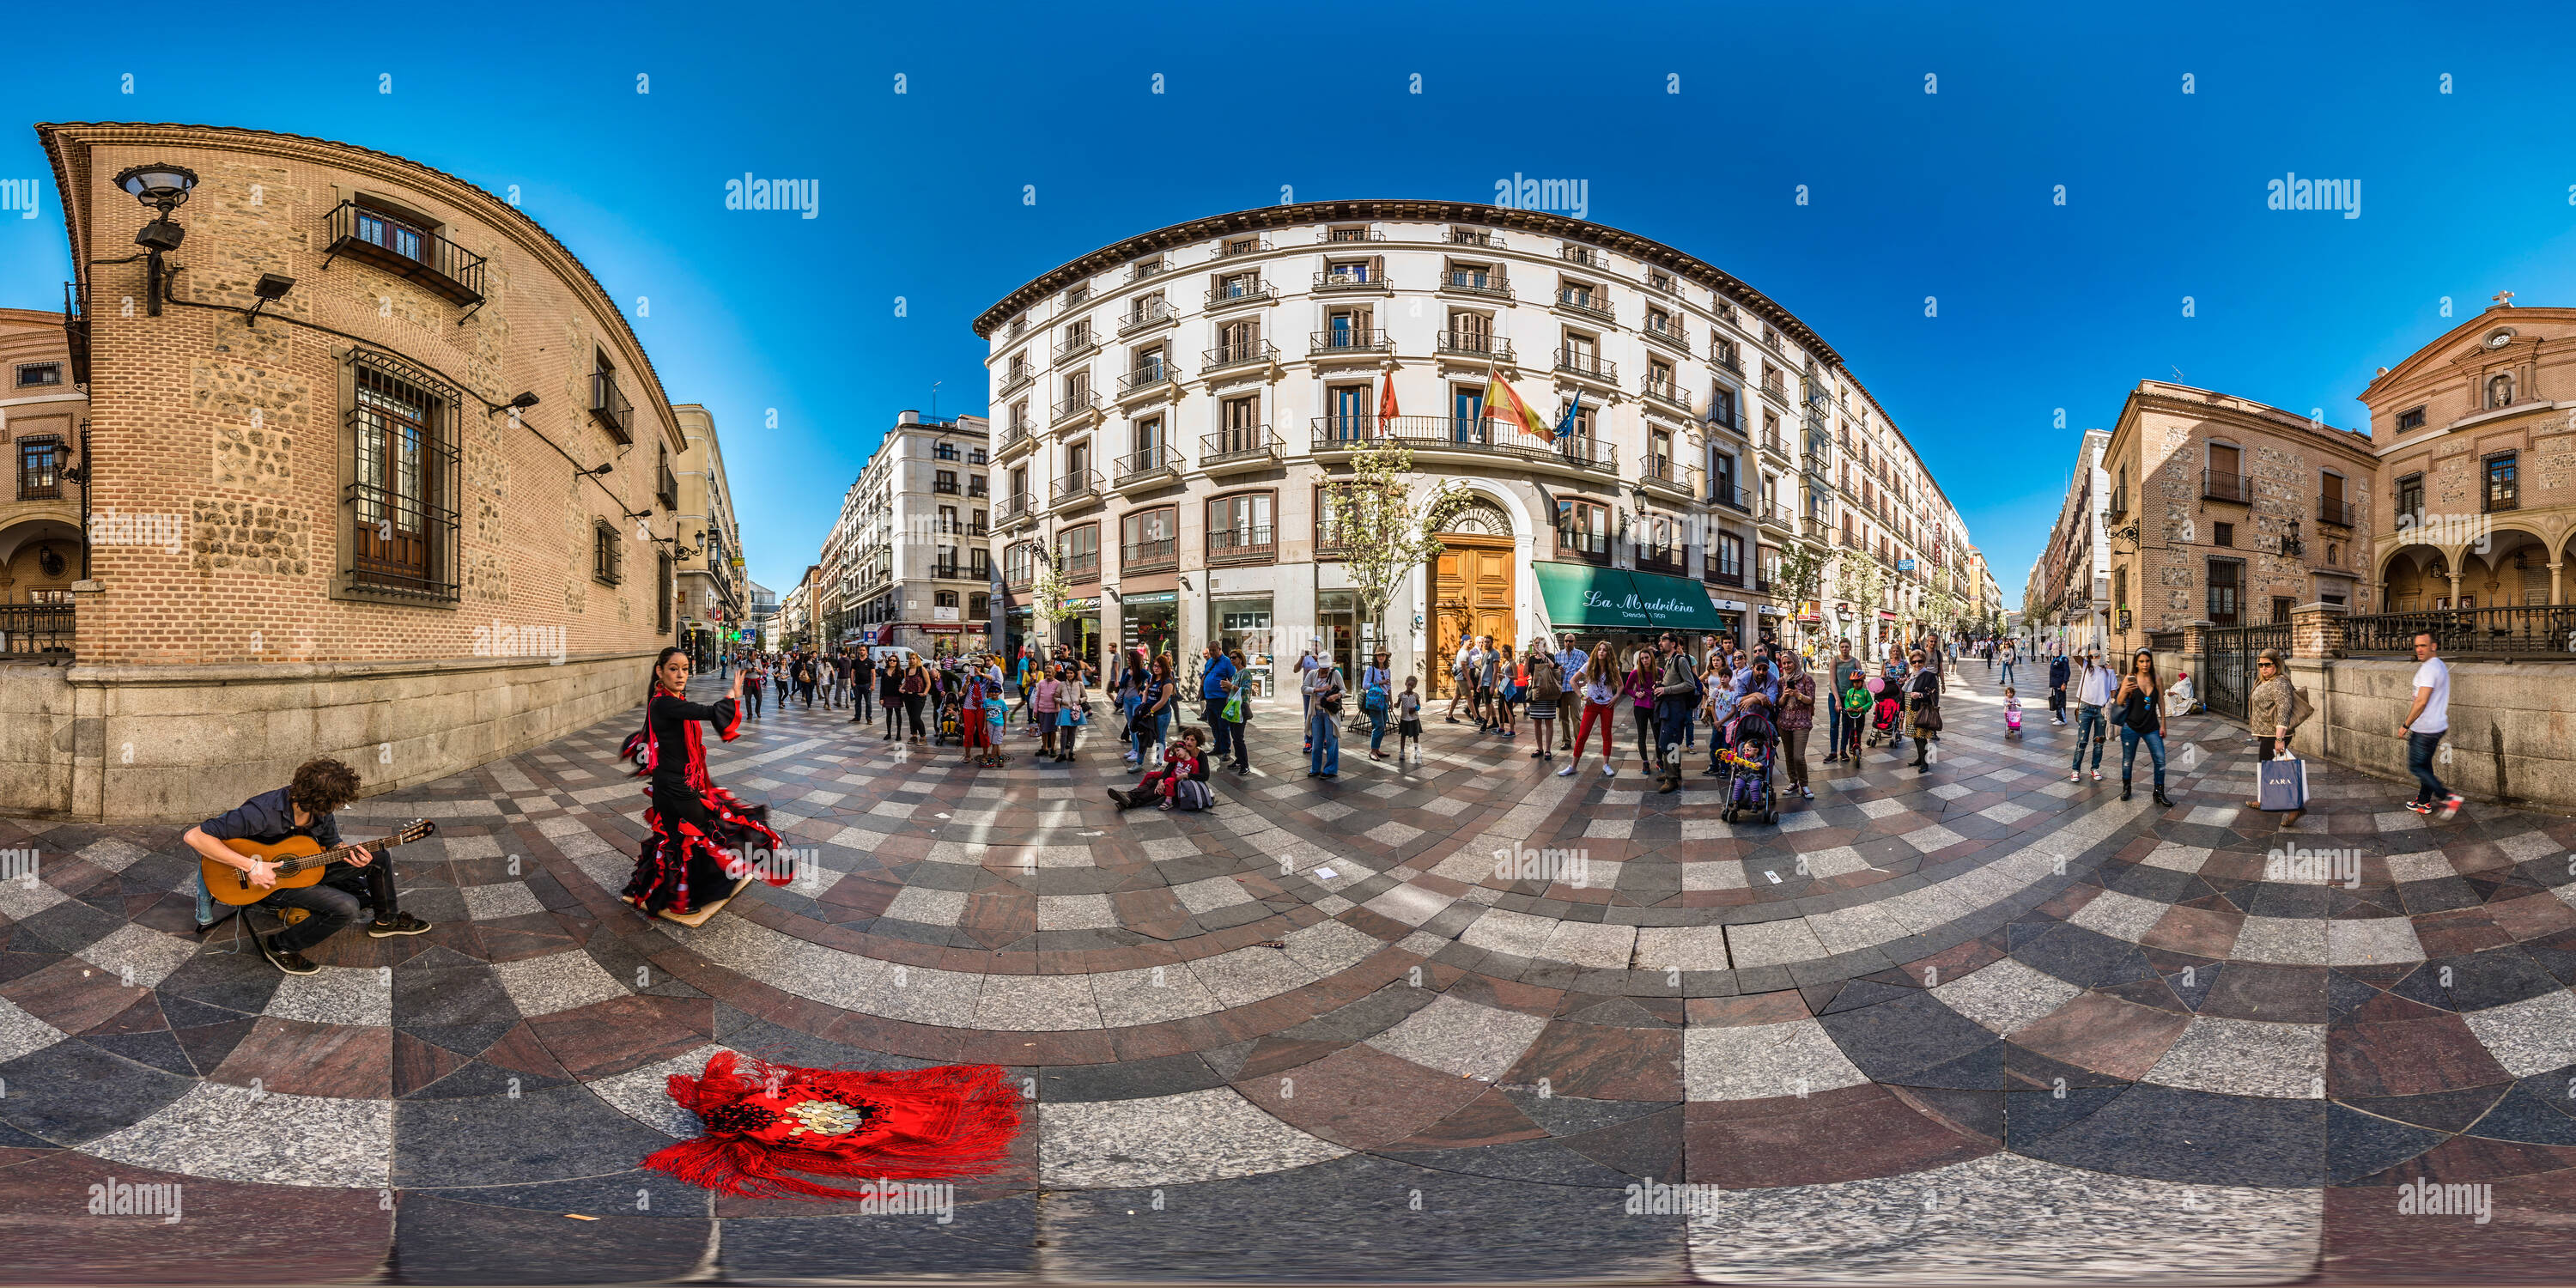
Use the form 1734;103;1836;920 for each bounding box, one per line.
201;818;438;906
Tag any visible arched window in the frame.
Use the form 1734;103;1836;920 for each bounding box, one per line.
2488;374;2515;409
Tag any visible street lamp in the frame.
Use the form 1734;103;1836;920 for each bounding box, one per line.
112;163;198;317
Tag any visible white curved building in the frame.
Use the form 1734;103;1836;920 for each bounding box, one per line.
975;200;1973;694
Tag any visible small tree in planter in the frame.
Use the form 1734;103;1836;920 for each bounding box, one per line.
1772;540;1833;655
1321;433;1472;691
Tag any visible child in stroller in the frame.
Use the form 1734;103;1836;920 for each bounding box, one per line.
1866;690;1903;749
1721;693;1779;824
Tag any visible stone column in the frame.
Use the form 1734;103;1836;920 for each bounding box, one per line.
2448;569;2464;607
2285;603;2347;762
2552;562;2564;606
2178;618;2212;714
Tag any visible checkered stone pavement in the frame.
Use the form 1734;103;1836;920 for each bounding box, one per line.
3;665;2574;1282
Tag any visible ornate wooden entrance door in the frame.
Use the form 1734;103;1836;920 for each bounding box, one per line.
1432;537;1516;698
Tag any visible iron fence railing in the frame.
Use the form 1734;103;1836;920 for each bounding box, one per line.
322;200;487;305
2345;605;2576;658
0;605;74;657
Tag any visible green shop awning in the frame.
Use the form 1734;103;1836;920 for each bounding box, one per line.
1625;568;1727;632
1534;562;1725;634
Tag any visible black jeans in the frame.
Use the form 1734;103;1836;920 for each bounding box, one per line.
854;684;872;720
263;861;398;954
883;692;903;737
903;694;927;738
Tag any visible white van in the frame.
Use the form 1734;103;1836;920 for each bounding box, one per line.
867;645;922;670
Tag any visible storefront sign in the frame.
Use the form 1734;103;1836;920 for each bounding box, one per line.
1711;598;1747;612
1060;597;1100;611
1121;591;1178;605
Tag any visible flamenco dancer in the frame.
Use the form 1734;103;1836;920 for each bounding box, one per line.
620;647;791;923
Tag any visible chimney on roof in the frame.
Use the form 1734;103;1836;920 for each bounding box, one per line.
897;410;920;425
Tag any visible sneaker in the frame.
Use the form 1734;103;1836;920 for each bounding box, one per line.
2404;800;2433;815
368;912;432;938
258;934;320;975
1557;763;1577;777
2090;769;2103;781
2438;793;2465;821
1800;787;1814;799
2068;771;2081;782
1601;765;1616;779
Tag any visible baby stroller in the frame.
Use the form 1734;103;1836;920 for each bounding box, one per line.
1720;706;1778;825
1865;695;1902;748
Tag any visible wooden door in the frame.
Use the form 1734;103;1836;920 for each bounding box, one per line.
1432;538;1516;697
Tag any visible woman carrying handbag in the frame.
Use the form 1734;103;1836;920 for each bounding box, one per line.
2245;647;2309;828
1904;651;1942;773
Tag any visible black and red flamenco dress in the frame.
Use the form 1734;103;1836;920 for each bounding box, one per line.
619;690;790;918
641;1052;1023;1198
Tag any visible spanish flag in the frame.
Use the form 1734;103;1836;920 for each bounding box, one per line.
1484;374;1552;443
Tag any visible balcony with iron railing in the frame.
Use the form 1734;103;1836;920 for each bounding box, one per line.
1318;227;1386;243
1310;328;1393;358
2105;484;2129;519
1052;470;1103;510
2318;495;2355;527
1559;246;1606;267
1436;331;1514;362
322;200;488;306
1637;545;1689;576
1758;502;1795;532
1709;482;1749;512
1053;331;1099;363
1759;432;1790;461
999;421;1035;458
1052;391;1103;425
1643;376;1694;415
1117;361;1182;401
1314;269;1390;292
1215;238;1274;258
589;371;634;442
1440;270;1513;301
998;366;1034;397
1057;549;1101;582
1555;348;1619;386
1712;343;1743;376
1640;457;1698;500
1206;524;1276;566
933;478;961;495
1119;300;1176;335
2202;470;2252;504
1122;538;1178;574
995;494;1036;527
1555;287;1616;324
1128;260;1170;283
1642;319;1688;353
1201;339;1279;374
1206;280;1273;308
1114;444;1182;492
1312;415;1615;475
1200;426;1280;474
1704;555;1746;588
655;462;678;509
1447;228;1505;248
1643;271;1681;296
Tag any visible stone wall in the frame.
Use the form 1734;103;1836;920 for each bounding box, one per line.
0;649;654;823
2283;657;2576;811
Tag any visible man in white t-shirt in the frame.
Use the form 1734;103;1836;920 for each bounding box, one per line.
2399;630;2462;819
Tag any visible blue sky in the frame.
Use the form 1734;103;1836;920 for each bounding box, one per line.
5;0;2573;600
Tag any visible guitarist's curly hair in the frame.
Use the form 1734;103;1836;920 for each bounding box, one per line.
287;757;362;817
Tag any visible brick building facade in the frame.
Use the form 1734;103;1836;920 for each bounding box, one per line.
2100;380;2380;655
2360;303;2576;611
6;123;693;819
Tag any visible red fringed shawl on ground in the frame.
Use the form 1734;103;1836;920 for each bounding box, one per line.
620;692;788;914
640;1052;1023;1199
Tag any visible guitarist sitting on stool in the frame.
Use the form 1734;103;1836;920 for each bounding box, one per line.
180;756;432;975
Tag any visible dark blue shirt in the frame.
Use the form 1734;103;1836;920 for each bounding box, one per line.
1201;655;1237;702
199;787;339;848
